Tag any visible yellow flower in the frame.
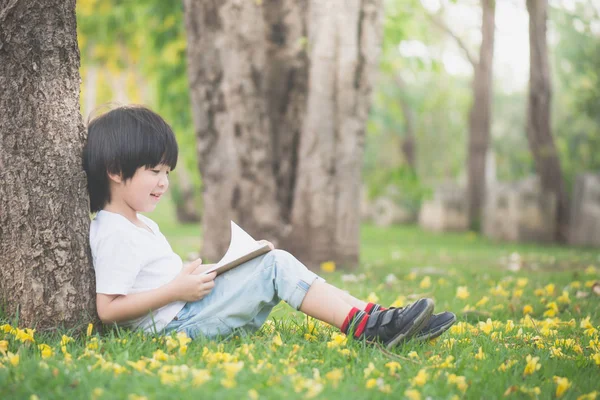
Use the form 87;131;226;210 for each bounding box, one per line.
550;346;564;358
505;320;515;333
390;296;406;308
191;369;211;387
87;323;93;337
152;349;169;362
523;355;541;376
593;353;600;366
60;335;73;346
517;278;529;287
91;388;104;400
544;301;559;317
553;376;571;398
489;284;509;297
411;369;429;386
498;359;517;372
320;261;336;273
475;296;489;307
14;328;35;343
577;391;598;400
406;272;417;281
557;291;570;304
363;362;376;378
408;351;420;359
367;292;379;304
404;389;422;400
544;283;556;296
474;347;486;360
38;344;53;359
384;361;401;375
447;373;468;392
325;368;343;388
272;333;283;347
128;395;148;400
523;305;534;315
585;265;597;275
365;378;377;389
248;389;259;400
420;276;431;289
456;286;470;300
7;352;19;367
326;332;347;348
0;340;8;354
478;319;494;335
86;337;99;350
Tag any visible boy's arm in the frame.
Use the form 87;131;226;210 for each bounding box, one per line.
96;260;216;324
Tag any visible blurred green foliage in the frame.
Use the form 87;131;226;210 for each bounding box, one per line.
76;0;600;213
77;0;201;189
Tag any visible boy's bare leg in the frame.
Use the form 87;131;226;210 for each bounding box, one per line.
323;282;368;310
299;280;354;328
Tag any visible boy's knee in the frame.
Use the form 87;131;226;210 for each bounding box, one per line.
264;249;295;269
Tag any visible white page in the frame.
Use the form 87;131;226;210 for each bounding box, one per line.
215;221;263;268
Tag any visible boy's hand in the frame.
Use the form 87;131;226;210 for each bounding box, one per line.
258;240;275;250
170;259;217;302
189;259;217;275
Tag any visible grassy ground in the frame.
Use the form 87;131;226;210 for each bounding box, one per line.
1;199;599;399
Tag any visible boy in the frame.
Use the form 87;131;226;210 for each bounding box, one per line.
83;105;455;349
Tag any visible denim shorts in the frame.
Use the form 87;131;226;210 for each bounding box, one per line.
163;249;323;339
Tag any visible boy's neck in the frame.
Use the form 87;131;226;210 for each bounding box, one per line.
103;203;139;225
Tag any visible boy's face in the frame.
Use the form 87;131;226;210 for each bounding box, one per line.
112;164;170;213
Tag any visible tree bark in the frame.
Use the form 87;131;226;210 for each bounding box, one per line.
0;0;95;329
467;0;496;230
184;0;383;268
526;0;569;241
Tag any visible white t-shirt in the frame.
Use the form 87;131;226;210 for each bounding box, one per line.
90;210;186;333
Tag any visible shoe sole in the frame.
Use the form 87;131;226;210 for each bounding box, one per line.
384;298;434;349
414;312;457;342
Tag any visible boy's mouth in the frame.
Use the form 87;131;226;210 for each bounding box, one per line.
150;193;162;199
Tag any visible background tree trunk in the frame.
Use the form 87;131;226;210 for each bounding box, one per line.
467;0;496;230
172;167;201;223
395;73;416;171
0;0;95;329
526;0;569;241
184;0;383;268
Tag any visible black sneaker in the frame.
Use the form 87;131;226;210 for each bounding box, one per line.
361;298;434;349
413;311;456;341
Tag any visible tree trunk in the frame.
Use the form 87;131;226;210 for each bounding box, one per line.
395;73;416;170
184;0;383;268
0;0;95;329
467;0;495;230
526;0;569;241
172;167;201;223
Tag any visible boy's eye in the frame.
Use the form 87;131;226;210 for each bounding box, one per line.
151;170;160;174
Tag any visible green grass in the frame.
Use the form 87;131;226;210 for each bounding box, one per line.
1;198;599;399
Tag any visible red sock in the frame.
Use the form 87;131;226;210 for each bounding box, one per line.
341;307;369;338
364;302;387;314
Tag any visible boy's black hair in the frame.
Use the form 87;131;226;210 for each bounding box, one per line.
82;105;178;212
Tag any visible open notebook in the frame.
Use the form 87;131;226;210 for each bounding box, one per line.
202;221;271;276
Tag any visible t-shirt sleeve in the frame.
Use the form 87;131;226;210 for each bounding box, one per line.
93;231;142;295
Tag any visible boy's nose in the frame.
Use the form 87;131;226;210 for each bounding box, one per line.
159;176;169;188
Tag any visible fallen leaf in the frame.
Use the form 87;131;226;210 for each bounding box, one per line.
504;386;519;396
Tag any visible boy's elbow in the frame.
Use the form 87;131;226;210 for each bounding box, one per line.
96;307;112;324
96;294;120;324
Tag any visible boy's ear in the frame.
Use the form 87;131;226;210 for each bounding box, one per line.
107;171;123;184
